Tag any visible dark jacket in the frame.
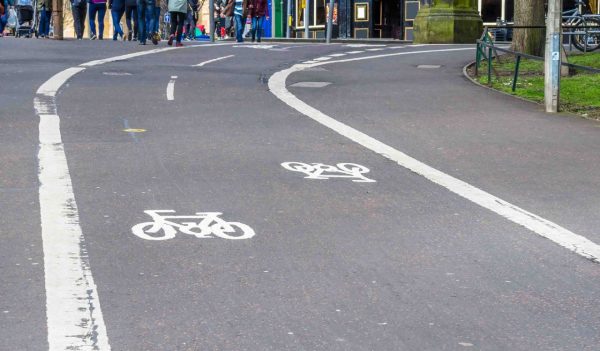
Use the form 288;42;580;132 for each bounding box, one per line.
108;0;124;10
247;0;267;17
124;0;136;7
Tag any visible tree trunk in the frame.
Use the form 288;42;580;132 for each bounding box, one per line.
512;0;545;56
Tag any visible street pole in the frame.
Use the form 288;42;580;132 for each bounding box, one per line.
51;0;63;39
325;0;333;43
545;0;562;112
286;0;291;38
209;0;215;42
304;0;309;39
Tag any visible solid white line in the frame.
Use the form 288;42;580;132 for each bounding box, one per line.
269;47;600;263
167;77;176;100
329;53;347;57
193;54;235;67
313;57;332;61
38;114;111;350
37;67;86;96
345;50;365;54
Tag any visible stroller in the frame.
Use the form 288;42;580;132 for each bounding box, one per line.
15;0;36;37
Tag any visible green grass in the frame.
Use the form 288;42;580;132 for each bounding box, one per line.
472;52;600;119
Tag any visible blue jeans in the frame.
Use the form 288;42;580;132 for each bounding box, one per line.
111;8;125;38
251;16;264;42
38;7;51;36
89;2;107;38
136;0;155;43
234;14;244;42
152;7;160;34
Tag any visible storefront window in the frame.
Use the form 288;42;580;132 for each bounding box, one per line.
295;0;326;28
481;0;501;22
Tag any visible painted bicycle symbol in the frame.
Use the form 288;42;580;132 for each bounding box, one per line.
281;162;376;182
131;210;255;240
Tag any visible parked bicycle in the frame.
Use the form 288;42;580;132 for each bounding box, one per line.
563;0;600;51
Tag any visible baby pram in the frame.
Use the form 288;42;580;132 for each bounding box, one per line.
15;0;36;37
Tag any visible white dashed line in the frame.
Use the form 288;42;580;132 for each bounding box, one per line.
193;54;235;67
269;47;600;264
345;50;365;54
167;76;177;101
329;53;347;57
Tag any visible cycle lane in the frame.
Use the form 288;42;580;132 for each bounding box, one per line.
53;44;600;350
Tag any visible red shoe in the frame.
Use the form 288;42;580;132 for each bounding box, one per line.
167;34;174;46
176;42;184;47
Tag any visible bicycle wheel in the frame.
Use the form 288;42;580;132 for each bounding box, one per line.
573;18;600;51
131;222;177;240
211;221;255;240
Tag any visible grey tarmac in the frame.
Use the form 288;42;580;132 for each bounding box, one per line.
1;39;600;351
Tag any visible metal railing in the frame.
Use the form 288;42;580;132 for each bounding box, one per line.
475;30;600;92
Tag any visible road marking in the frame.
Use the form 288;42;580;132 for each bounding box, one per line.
281;162;376;182
37;67;86;96
289;82;331;88
366;48;386;51
193;54;235;67
345;50;365;54
35;41;234;351
345;44;386;47
103;71;132;76
132;210;255;240
313;56;332;61
167;76;177;101
269;47;600;263
329;53;347;57
38;114;111;350
123;128;146;133
417;64;442;69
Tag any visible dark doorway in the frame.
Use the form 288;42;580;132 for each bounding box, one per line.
373;0;402;38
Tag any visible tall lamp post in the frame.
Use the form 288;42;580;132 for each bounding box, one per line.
545;0;562;112
325;0;333;43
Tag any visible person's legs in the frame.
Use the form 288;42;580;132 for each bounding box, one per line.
250;16;257;42
111;8;124;39
88;3;98;38
152;6;159;34
255;15;264;42
125;5;133;39
175;12;184;43
234;14;243;42
72;5;81;38
136;0;146;43
97;3;106;39
38;7;47;36
145;1;155;38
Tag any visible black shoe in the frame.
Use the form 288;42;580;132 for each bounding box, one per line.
127;32;132;41
90;34;97;40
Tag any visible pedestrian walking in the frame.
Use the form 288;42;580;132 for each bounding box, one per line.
166;0;185;46
124;0;137;40
183;0;197;40
71;0;87;39
36;0;51;38
151;0;160;38
137;0;158;44
108;0;125;40
222;0;234;39
227;0;245;42
1;0;13;36
247;0;267;42
88;0;107;39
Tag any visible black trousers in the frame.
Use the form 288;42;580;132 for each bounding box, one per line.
125;5;138;38
71;4;87;39
169;12;185;42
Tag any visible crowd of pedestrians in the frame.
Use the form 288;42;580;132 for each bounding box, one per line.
0;0;268;43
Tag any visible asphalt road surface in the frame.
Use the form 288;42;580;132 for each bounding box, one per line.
1;39;600;351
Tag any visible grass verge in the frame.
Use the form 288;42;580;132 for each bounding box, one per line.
467;52;600;119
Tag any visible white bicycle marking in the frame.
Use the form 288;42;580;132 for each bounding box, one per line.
281;162;376;182
132;210;255;240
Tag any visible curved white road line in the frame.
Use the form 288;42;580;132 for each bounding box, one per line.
35;42;233;351
269;47;600;263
